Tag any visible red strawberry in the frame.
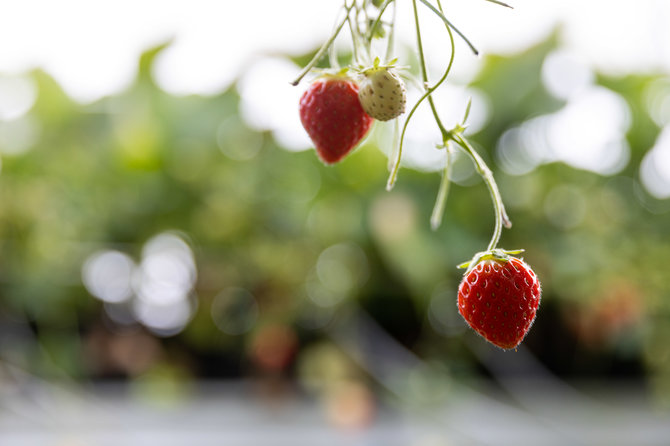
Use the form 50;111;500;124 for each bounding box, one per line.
299;76;374;164
458;256;541;349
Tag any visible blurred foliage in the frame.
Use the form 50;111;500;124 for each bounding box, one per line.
1;34;670;405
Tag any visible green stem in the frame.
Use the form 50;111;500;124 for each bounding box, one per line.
368;0;395;43
385;89;423;190
453;134;511;251
417;0;479;55
291;3;354;86
384;0;397;63
329;6;346;69
386;0;455;189
430;145;452;230
388;117;400;172
412;0;447;136
349;1;375;66
347;15;361;65
483;0;513;8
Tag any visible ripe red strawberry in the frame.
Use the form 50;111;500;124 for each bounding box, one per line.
458;256;541;349
299;76;374;164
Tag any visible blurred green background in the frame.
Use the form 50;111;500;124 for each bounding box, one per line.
1;30;670;435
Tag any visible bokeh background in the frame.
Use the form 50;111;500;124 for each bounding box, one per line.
1;0;670;445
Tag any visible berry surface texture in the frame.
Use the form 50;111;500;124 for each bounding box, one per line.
458;257;541;350
299;77;374;164
358;66;407;121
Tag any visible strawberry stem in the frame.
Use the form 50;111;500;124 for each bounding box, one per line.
383;0;510;251
384;0;397;63
291;2;355;86
347;15;362;65
417;0;479;55
411;0;448;137
483;0;514;9
367;0;394;43
386;0;455;190
430;144;452;230
451;134;511;251
387;118;400;172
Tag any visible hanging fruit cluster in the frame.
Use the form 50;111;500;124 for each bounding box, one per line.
292;0;541;350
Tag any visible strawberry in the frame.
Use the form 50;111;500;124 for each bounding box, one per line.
358;65;406;121
299;76;374;164
457;255;541;349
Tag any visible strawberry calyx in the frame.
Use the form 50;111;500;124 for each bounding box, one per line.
354;57;412;80
308;67;353;82
356;56;398;74
457;248;525;273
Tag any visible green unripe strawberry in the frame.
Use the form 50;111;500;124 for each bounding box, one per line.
358;66;406;121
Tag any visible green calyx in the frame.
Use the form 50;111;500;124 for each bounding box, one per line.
457;248;525;273
311;67;352;80
299;69;360;87
357;56;399;75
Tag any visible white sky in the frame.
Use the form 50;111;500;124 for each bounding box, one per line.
0;0;668;102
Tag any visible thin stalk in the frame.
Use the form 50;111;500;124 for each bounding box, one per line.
417;0;479;55
348;2;374;66
347;15;361;65
386;0;455;189
384;0;396;62
430;146;452;230
291;3;354;86
388;118;400;172
412;0;447;136
483;0;513;8
353;1;364;37
367;0;395;43
453;134;511;251
386;88;427;190
328;5;345;69
434;0;510;248
356;1;374;65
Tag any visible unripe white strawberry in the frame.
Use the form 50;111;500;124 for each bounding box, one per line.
358;65;406;121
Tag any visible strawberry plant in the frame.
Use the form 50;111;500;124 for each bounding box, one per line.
292;0;540;349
